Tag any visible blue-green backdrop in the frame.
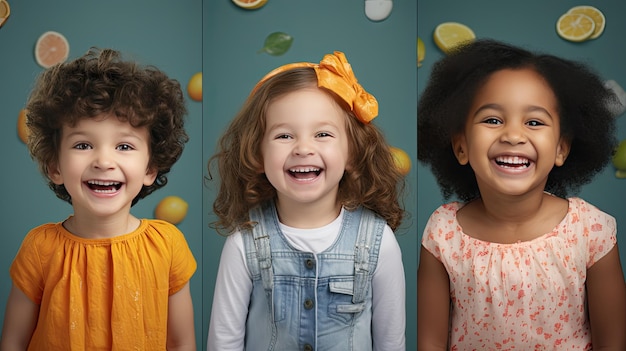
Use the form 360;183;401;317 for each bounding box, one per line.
202;0;417;349
0;0;417;349
417;0;626;290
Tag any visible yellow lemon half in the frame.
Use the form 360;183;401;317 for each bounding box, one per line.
556;13;595;42
187;72;202;102
433;22;475;54
567;6;605;39
232;0;267;10
155;196;189;225
390;146;411;176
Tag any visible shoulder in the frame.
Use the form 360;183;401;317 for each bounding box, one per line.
142;219;188;241
566;197;616;231
19;222;66;249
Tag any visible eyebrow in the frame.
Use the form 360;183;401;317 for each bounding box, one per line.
473;103;554;119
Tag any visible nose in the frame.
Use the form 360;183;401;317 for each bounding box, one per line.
92;149;116;170
293;139;315;156
500;123;527;145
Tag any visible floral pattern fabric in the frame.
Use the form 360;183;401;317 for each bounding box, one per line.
422;197;616;350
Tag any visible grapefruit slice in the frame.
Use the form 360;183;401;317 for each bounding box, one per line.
0;0;10;28
35;31;70;68
232;0;267;10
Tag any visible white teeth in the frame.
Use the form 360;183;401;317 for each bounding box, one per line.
496;156;529;165
289;167;320;173
88;180;120;186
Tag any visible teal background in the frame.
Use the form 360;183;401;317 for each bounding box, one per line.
0;0;204;347
202;0;417;349
0;0;417;349
417;0;626;286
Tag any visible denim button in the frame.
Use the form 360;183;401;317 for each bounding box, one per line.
304;298;314;309
303;344;313;351
305;259;315;269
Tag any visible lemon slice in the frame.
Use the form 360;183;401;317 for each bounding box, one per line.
433;22;475;54
232;0;267;10
556;13;595;42
417;37;425;67
567;5;605;39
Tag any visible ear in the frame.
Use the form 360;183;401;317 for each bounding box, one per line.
452;133;469;165
144;167;158;186
47;163;64;185
554;138;571;167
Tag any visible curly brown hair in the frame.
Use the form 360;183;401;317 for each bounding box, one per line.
208;67;406;235
26;48;188;206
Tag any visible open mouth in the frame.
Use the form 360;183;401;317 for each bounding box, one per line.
288;167;322;179
495;156;531;169
86;180;122;193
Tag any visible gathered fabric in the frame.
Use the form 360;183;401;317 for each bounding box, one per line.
422;197;616;350
10;218;197;351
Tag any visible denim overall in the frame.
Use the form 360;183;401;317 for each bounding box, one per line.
241;201;385;351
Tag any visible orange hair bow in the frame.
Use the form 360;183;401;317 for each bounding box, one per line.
253;51;378;124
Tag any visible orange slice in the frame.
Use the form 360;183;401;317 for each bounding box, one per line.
35;31;70;68
232;0;267;10
0;0;10;28
556;13;595;42
567;5;605;39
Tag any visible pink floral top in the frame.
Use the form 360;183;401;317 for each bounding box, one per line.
422;197;617;350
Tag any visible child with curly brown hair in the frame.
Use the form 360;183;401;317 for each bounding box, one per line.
0;48;197;350
206;51;407;350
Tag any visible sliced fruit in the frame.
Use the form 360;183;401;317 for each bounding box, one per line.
155;195;189;225
232;0;267;10
0;0;10;28
567;5;605;39
17;108;30;144
417;37;425;67
35;31;70;68
433;22;475;54
187;72;202;102
556;13;595;42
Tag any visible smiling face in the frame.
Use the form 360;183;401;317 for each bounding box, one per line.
261;86;350;211
453;68;570;198
48;114;157;219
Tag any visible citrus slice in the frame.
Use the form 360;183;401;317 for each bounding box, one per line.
556;13;595;42
232;0;267;10
433;22;475;54
0;0;10;28
417;37;425;67
567;5;605;39
35;31;70;68
17;109;30;144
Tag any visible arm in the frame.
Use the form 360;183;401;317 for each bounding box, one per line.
417;245;450;351
207;234;252;351
371;227;406;351
166;281;196;351
586;245;626;351
0;284;39;351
